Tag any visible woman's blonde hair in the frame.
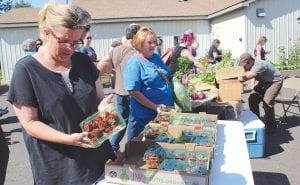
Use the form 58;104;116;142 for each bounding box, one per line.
132;27;157;52
38;3;86;43
257;36;267;45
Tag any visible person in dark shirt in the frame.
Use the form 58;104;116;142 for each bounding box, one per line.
208;39;222;64
167;30;206;75
0;125;9;185
97;23;141;153
7;4;115;185
77;32;97;63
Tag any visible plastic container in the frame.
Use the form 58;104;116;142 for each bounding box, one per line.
80;103;126;148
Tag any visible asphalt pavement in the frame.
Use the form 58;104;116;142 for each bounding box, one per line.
1;78;300;185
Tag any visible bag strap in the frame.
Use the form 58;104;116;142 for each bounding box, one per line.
136;54;171;85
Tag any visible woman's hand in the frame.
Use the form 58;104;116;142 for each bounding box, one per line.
156;104;166;114
69;132;94;148
98;93;114;111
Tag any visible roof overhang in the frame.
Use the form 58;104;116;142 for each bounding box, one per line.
91;15;208;24
0;22;37;28
208;0;256;19
0;0;257;28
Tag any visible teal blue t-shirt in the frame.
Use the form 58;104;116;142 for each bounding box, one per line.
124;53;173;118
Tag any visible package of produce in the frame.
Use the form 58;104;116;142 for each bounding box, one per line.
143;145;165;169
153;112;171;123
192;137;214;147
188;150;209;163
154;133;174;143
160;159;188;171
165;148;187;160
172;77;192;112
186;161;209;175
80;103;126;148
169;113;202;125
143;124;167;140
193;129;216;147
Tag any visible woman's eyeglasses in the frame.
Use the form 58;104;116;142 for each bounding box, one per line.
51;31;82;49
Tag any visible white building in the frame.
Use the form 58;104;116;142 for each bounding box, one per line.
0;0;299;83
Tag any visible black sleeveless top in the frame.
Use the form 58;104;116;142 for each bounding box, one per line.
254;45;266;60
167;45;187;75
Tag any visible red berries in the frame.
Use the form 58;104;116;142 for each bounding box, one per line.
82;111;120;144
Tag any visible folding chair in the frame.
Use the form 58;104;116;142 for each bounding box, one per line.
275;77;300;123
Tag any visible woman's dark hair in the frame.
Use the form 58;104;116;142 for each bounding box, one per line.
212;39;220;47
125;23;141;40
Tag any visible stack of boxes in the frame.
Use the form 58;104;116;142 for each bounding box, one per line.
105;111;218;185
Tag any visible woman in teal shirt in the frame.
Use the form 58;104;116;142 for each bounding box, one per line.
124;27;173;134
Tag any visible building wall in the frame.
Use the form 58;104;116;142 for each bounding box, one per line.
210;9;246;59
0;27;39;83
244;0;300;63
90;19;211;59
0;19;211;83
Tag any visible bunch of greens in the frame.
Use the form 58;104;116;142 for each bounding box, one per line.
188;71;216;83
174;56;194;80
215;50;235;70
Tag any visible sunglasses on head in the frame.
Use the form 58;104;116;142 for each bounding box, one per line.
83;25;91;32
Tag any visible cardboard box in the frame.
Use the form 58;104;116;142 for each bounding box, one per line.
215;66;244;101
218;79;243;101
136;123;216;158
105;141;209;185
215;66;244;83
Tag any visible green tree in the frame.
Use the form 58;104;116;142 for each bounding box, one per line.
0;0;12;15
14;0;31;8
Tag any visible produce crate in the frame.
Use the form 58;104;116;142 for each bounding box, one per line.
105;140;210;185
136;122;216;158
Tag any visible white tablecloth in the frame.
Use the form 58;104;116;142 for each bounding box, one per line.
210;120;254;185
97;120;254;185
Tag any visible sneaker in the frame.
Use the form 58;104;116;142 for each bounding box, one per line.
0;107;8;111
0;109;9;117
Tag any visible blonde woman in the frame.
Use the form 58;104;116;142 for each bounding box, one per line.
254;36;268;60
124;27;173;134
7;4;115;185
251;36;269;88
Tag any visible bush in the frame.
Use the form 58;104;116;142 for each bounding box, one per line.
274;40;300;70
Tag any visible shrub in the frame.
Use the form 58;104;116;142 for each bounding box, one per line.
274;40;300;70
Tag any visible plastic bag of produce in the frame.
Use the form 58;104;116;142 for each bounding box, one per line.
172;77;192;112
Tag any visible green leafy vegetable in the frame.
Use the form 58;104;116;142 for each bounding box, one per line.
174;56;194;80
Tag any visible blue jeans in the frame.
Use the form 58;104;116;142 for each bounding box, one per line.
110;94;137;152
